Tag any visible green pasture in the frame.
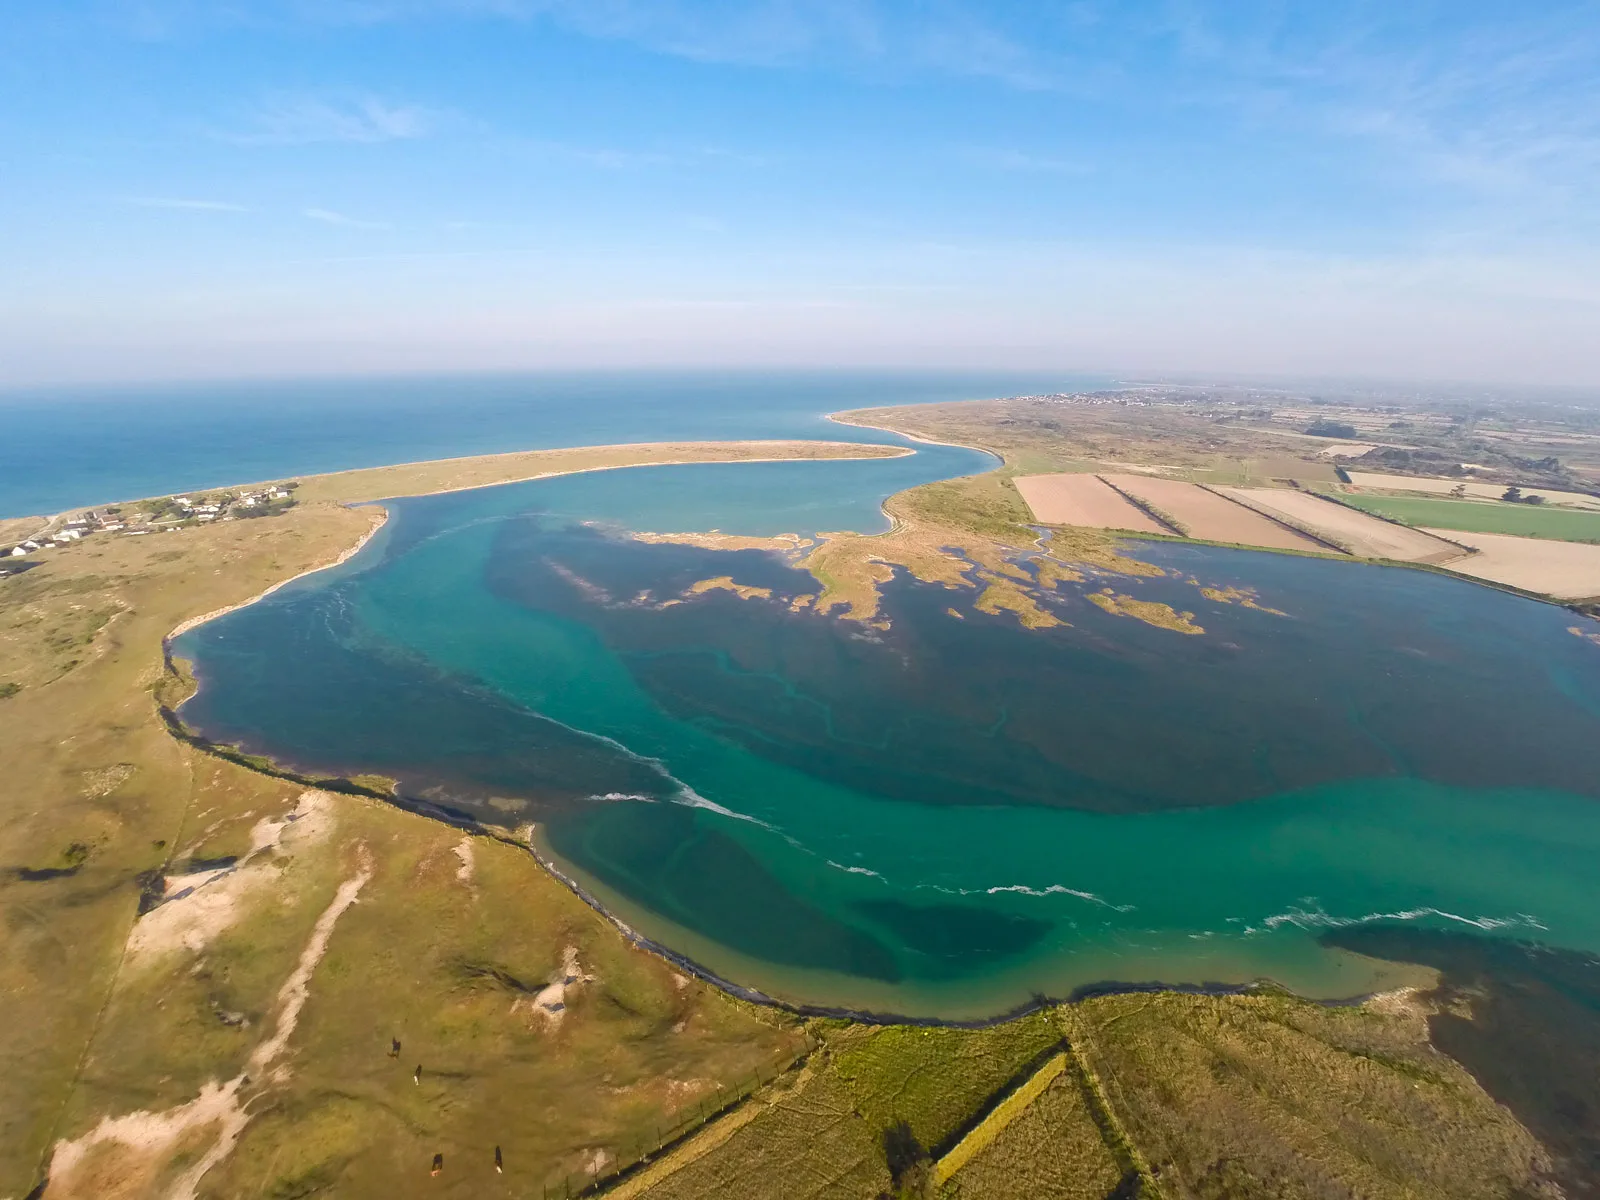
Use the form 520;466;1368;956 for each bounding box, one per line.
1334;493;1600;542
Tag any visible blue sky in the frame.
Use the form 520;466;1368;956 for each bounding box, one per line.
3;1;1599;386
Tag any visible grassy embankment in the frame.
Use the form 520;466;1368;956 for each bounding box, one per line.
610;988;1560;1200
1335;492;1600;542
0;439;902;1200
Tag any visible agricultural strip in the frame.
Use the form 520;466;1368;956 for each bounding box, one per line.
1012;474;1167;533
1335;493;1600;542
1220;487;1467;563
1103;475;1326;551
1345;473;1600;510
931;1053;1068;1186
1068;990;1559;1200
936;1066;1122;1200
1424;530;1600;600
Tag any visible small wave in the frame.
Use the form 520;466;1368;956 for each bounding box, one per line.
983;883;1136;912
826;860;885;879
590;792;660;803
668;784;798;842
911;880;1132;912
1259;903;1546;934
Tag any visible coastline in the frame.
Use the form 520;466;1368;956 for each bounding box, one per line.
163;505;389;645
158;439;910;511
158;438;913;648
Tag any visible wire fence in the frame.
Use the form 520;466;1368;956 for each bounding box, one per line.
537;1033;817;1199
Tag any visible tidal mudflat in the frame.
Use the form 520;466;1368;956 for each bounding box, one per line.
174;455;1600;1019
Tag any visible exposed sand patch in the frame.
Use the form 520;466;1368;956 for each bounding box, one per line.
126;791;334;967
1570;625;1600;647
47;847;373;1199
1432;531;1600;599
513;945;595;1029
633;531;814;552
79;763;135;799
453;837;475;885
1013;473;1168;533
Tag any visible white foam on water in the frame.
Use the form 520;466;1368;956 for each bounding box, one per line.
826;860;886;879
981;883;1136;911
1255;903;1546;935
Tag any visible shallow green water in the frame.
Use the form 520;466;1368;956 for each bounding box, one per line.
177;456;1600;1018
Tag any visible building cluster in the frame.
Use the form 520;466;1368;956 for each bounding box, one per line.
5;484;297;561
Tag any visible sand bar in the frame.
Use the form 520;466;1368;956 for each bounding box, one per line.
1427;530;1600;600
1014;474;1167;533
1104;475;1325;552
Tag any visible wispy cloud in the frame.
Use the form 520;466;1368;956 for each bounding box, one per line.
228;94;437;145
955;147;1092;175
303;207;390;229
122;196;250;211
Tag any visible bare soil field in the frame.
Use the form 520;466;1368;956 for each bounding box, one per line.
1425;530;1600;600
1222;488;1467;563
1104;475;1325;552
1014;474;1167;533
1346;473;1600;510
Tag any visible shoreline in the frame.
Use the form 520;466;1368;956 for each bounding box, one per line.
157;439;914;648
164;506;390;645
44;437;914;521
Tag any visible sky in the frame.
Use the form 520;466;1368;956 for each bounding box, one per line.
3;1;1599;388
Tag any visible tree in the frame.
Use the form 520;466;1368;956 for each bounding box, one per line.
1306;419;1358;439
1501;486;1523;503
1450;484;1467;498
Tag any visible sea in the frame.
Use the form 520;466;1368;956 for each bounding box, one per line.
117;370;1600;1019
0;369;1068;518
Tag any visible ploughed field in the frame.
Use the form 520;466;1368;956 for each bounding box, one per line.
1345;471;1600;510
1217;487;1467;563
1011;473;1166;533
1013;472;1600;598
1424;530;1600;599
1100;474;1323;551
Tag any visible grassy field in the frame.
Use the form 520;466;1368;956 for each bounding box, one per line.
1337;492;1600;542
1073;990;1558;1200
627;1016;1078;1200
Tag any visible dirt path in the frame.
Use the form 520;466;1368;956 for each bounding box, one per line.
44;845;373;1199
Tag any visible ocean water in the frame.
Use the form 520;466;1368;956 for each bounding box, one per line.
174;447;1600;1019
0;369;1088;517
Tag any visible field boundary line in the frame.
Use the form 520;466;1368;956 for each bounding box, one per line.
1304;487;1477;557
1096;475;1187;536
930;1052;1067;1185
1195;483;1354;555
1057;1008;1166;1200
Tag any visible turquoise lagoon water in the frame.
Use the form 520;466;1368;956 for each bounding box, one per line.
175;447;1600;1019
